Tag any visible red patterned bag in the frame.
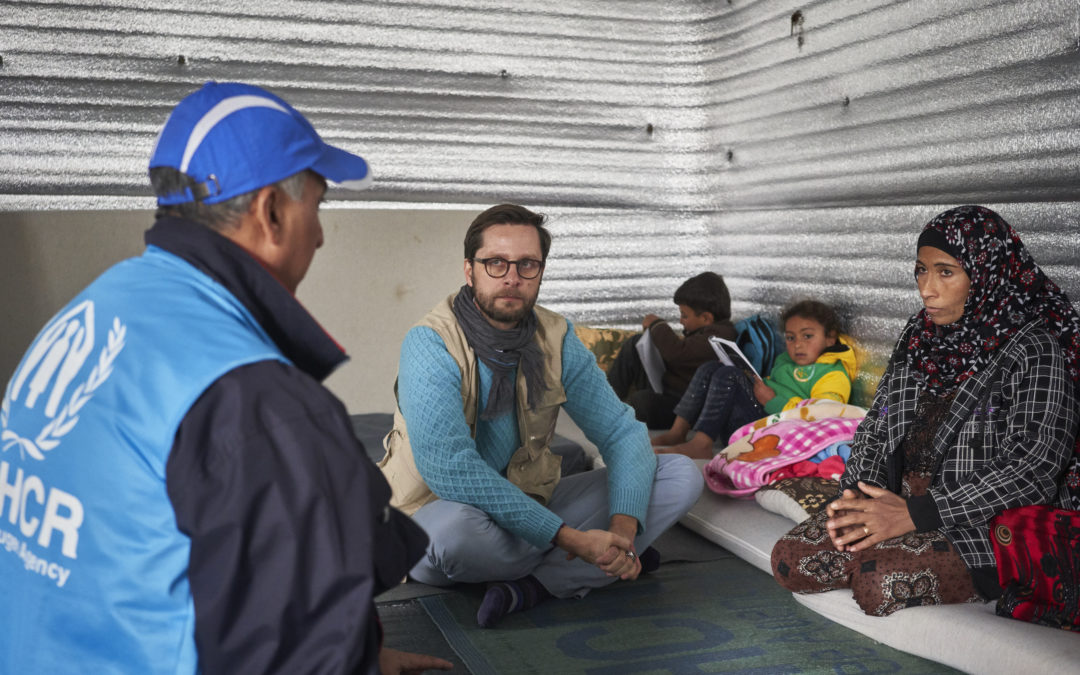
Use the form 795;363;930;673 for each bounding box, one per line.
990;504;1080;631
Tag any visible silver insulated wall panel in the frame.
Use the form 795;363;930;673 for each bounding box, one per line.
0;0;708;209
3;0;1080;400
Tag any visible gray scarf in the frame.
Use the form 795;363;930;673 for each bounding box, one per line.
452;285;548;420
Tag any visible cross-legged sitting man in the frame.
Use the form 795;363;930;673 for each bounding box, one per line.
379;203;705;628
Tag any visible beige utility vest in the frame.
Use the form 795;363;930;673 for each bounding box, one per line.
378;294;569;516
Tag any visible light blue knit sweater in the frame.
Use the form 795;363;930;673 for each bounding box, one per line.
397;318;656;549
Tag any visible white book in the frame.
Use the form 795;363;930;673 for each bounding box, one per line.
707;336;762;380
635;329;666;394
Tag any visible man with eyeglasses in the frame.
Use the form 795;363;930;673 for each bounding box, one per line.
379;204;704;628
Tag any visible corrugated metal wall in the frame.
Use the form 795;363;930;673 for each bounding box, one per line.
0;0;704;209
3;0;1080;402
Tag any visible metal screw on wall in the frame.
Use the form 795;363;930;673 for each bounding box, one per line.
646;123;654;136
178;55;187;66
791;10;805;50
500;69;509;78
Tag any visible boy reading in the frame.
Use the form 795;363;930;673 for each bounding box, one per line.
607;272;736;428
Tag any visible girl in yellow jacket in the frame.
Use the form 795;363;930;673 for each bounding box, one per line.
653;300;856;459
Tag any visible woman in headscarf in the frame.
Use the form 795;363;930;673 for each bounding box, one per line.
770;205;1080;616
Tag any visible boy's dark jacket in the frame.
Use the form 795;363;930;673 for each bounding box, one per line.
649;320;737;394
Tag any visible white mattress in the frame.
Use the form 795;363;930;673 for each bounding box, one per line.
679;461;1080;674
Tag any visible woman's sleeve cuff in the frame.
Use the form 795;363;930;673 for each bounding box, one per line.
907;493;944;532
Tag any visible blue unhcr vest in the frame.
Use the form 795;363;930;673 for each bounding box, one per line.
0;245;287;674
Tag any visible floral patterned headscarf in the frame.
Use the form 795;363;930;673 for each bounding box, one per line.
905;205;1080;397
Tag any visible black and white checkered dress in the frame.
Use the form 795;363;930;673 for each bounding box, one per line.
841;319;1078;570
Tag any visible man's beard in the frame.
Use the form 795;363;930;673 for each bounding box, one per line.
473;286;538;326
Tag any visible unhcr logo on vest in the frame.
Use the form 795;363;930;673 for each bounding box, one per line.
2;301;126;461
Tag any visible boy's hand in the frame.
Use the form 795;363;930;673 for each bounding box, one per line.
753;378;775;405
642;314;662;330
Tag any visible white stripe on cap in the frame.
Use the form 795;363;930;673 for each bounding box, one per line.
179;95;291;173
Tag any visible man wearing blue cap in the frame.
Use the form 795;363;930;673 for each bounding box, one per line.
0;82;451;674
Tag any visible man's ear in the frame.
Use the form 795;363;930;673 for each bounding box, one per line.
248;185;283;244
223;185;285;268
464;258;474;287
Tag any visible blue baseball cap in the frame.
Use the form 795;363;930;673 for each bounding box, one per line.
149;81;372;205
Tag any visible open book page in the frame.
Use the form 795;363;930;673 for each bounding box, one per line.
708;336;762;380
635;329;665;393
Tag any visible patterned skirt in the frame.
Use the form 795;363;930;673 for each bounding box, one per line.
770;475;980;617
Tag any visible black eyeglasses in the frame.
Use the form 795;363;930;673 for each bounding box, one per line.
471;257;544;279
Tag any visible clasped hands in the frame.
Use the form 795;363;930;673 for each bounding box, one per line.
556;514;641;580
825;481;916;552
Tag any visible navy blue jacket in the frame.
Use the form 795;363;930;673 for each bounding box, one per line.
155;217;427;674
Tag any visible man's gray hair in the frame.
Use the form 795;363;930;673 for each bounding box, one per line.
149;168;309;231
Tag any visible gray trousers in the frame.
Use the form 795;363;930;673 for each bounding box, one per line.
408;453;704;598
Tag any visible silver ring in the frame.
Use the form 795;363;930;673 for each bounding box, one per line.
625;550;636;560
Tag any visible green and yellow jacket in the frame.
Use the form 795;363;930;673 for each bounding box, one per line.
763;336;857;414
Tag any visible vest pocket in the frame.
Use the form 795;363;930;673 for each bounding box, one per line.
379;427;437;515
506;444;562;505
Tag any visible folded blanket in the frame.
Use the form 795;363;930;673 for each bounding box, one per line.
725;398;866;448
810;441;851;463
755;476;842;523
704;400;865;499
772;455;846;482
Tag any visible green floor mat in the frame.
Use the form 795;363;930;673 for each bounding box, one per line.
377;598;466;672
419;558;959;674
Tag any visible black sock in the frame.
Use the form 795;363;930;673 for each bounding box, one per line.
639;546;661;574
476;575;552;628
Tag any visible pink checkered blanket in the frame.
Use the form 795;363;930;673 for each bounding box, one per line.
703;415;863;499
